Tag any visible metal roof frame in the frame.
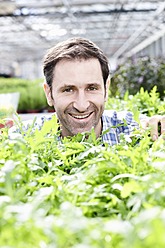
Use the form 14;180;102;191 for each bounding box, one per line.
0;0;165;76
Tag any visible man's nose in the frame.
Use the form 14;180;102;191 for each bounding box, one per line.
73;91;90;112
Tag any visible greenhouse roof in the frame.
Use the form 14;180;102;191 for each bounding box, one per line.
0;0;165;73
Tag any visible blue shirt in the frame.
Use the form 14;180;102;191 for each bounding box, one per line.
11;110;139;146
101;110;139;145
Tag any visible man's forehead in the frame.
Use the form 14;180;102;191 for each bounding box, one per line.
52;58;103;88
56;57;100;66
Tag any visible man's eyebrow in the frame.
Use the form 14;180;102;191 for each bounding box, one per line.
88;82;100;85
58;84;75;91
86;83;101;87
58;83;101;91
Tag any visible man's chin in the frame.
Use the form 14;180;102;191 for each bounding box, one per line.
72;126;96;136
61;116;101;137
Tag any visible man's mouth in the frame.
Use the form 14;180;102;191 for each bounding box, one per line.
69;113;92;119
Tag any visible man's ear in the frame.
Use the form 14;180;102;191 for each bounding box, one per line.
43;83;54;106
105;75;110;102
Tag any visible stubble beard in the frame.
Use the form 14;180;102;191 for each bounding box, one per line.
57;104;104;137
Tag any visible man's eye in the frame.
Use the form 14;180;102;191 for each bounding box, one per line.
63;87;73;92
87;86;98;91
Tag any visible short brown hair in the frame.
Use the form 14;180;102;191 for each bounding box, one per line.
43;37;110;89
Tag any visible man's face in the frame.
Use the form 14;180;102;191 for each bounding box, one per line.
44;58;109;138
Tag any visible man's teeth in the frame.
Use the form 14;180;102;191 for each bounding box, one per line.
72;114;90;119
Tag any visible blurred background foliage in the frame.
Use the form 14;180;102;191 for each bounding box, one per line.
0;77;47;112
110;57;165;99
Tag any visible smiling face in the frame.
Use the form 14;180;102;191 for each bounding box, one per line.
44;58;110;138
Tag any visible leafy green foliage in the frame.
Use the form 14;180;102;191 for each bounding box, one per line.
0;94;165;247
106;86;165;117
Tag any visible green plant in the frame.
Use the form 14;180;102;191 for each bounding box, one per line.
0;77;47;112
0;99;165;247
106;86;165;118
110;56;165;99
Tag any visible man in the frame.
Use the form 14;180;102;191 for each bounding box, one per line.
1;37;165;144
42;37;165;145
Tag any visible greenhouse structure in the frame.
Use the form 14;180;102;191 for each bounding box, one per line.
0;0;165;78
